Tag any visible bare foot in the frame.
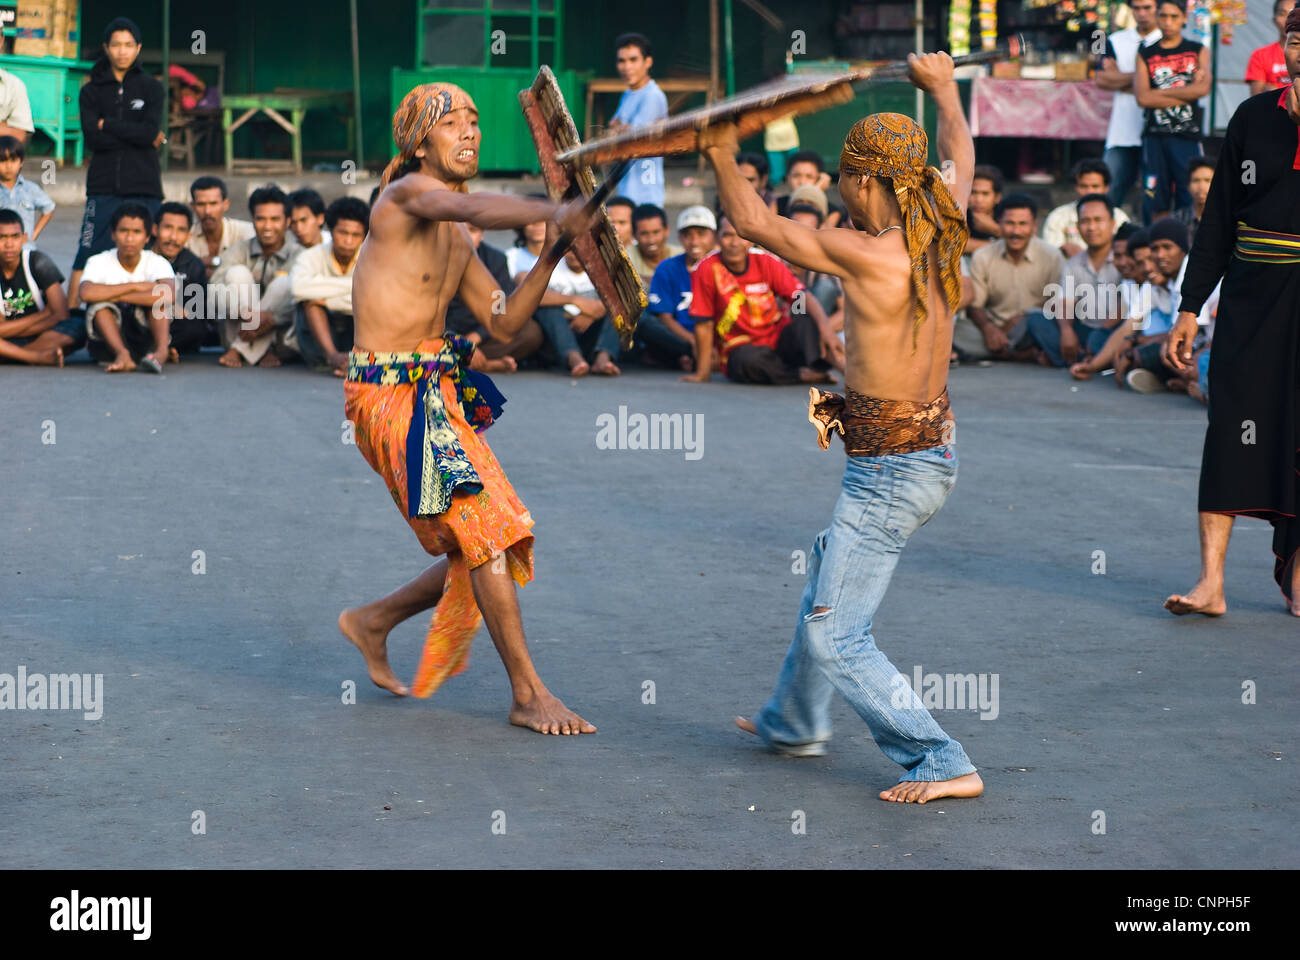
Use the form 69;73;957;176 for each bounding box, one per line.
735;715;758;735
566;352;589;378
167;347;180;363
106;352;136;373
509;689;596;735
258;352;281;368
479;355;517;374
338;607;409;696
29;346;63;367
679;354;695;373
879;771;984;803
591;352;621;376
1069;362;1094;381
1289;562;1300;617
1035;349;1053;368
798;366;836;384
219;348;243;368
1187;381;1206;403
1164;580;1227;616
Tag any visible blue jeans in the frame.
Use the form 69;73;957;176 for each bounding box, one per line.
635;312;694;364
754;445;977;782
535;305;621;368
1027;313;1114;367
1141;136;1201;225
1103;145;1142;211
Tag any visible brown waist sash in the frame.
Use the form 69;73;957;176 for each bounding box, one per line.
808;386;951;457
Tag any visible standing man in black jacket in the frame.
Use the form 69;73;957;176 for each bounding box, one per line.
68;17;164;311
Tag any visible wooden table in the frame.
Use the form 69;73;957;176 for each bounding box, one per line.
222;88;353;174
0;54;95;167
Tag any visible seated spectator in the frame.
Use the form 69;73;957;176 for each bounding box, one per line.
79;203;176;373
1069;222;1149;379
682;215;837;386
783;187;844;337
288;188;330;249
965;164;1004;254
735;152;777;211
956;194;1065;363
187;175;255;269
1077;226;1172;386
1246;0;1297;94
606;195;635;249
1172;155;1214;237
0;136;53;241
148;200;210;355
1118;217;1189;393
211;184;301;368
1029;194;1124;367
775;150;844;227
507;198;548;285
290;196;367;376
1041;158;1130;258
0;66;35;144
627;203;682;286
641;205;717;370
0;210;80;365
443;222;543;373
535;248;622;377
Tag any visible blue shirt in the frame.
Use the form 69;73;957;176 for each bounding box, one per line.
613;80;667;206
647;253;698;331
0;174;54;236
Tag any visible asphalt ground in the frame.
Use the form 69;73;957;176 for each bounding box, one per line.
0;215;1295;870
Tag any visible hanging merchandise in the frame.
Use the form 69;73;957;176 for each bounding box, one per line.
977;0;993;51
950;0;973;57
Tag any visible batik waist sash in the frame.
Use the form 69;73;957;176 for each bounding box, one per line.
346;335;506;518
1234;222;1300;264
808;386;951;457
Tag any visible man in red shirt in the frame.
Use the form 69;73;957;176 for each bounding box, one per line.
1246;0;1297;94
683;215;840;384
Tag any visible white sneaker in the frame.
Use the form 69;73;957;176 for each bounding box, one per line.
1125;368;1164;394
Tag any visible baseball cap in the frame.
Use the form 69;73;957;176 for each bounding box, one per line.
789;184;829;220
676;205;717;232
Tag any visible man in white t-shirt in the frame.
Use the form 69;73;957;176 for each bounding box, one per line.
535;248;622;377
0;69;35;143
79;203;176;373
1095;0;1162;211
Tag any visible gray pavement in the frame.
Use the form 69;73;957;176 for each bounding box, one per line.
1;220;1295;871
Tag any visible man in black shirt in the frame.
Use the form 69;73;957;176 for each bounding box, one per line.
1135;0;1210;223
149;201;211;354
443;223;543;372
68;17;164;312
0;209;83;364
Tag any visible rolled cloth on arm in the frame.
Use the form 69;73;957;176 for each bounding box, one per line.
380;83;479;192
838;112;969;350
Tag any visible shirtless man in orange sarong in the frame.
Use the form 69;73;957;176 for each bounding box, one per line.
338;82;597;735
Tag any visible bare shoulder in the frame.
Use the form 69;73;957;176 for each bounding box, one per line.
818;224;901;274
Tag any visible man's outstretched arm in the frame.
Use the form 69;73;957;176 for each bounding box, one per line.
396;179;561;231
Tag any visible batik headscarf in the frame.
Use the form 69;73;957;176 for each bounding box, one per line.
380;83;478;192
839;112;969;351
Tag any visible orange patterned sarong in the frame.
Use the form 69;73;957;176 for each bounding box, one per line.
344;337;534;697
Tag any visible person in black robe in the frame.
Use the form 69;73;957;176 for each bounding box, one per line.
1164;10;1300;616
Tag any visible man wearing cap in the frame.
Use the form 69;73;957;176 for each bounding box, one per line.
641;205;716;370
702;53;983;804
1164;9;1300;617
340;82;600;734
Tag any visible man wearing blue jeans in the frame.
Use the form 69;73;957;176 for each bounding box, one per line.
706;51;983;803
535;248;622;377
1028;193;1125;367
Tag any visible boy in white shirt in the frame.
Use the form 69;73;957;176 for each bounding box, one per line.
79;203;175;373
536;248;622;377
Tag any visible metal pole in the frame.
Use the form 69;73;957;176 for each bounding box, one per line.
161;0;170;172
724;0;735;97
710;0;719;104
350;0;364;172
1208;20;1219;134
914;0;923;127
